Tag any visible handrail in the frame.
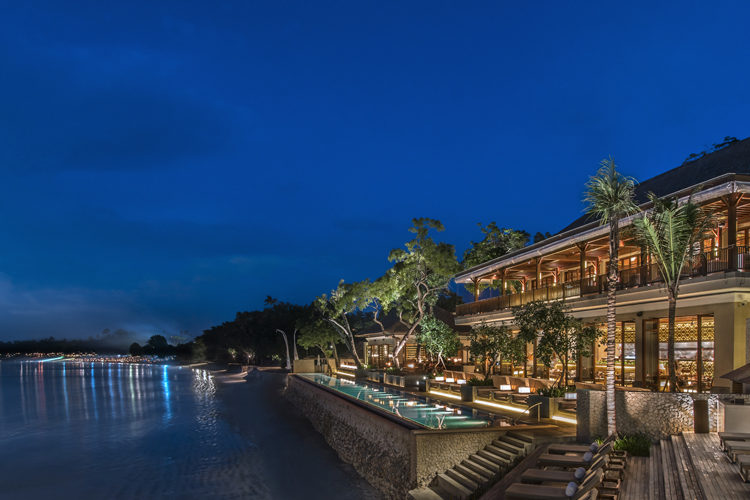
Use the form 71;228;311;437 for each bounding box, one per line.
456;245;750;317
512;401;542;425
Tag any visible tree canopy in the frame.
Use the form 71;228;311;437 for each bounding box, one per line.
417;314;460;369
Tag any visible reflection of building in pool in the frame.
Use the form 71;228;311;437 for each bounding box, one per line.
453;137;750;392
358;308;472;368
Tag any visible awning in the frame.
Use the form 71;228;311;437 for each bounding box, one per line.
720;363;750;384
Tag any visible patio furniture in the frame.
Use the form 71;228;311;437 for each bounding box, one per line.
505;468;603;499
723;440;750;462
536;443;612;469
521;455;607;485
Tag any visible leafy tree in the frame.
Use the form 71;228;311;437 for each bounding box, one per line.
417;315;460;369
129;342;143;356
316;280;373;368
462;223;529;296
633;193;713;391
469;323;524;380
515;301;602;387
377;218;461;367
584;158;638;436
297;309;342;370
533;231;552;244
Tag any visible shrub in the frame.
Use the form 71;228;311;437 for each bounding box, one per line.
354;367;370;378
538;386;576;397
385;366;403;375
614;433;651;457
467;377;494;386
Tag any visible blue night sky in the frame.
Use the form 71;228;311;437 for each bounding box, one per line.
1;2;749;341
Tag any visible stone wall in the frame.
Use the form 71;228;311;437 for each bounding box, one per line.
285;375;415;498
285;375;542;498
413;428;508;486
577;389;750;441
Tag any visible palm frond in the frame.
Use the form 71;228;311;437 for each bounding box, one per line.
583;158;638;225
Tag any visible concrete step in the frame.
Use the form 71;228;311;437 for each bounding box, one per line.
469;454;501;472
485;444;514;461
498;435;528;450
462;458;494;479
408;486;446;500
446;468;479;491
436;473;472;500
477;448;510;467
507;431;534;443
492;438;523;454
454;463;488;486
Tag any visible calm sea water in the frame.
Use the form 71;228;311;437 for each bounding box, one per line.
0;360;378;500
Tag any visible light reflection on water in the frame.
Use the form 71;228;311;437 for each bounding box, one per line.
0;360;270;499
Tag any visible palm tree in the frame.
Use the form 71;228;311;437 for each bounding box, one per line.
584;158;637;437
633;194;713;392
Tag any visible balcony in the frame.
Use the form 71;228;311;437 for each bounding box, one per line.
455;246;750;317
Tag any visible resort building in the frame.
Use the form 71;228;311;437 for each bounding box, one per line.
360;308;472;368
454;137;750;392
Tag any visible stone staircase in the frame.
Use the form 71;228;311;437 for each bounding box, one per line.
409;431;535;500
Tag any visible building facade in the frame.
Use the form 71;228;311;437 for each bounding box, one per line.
454;138;750;392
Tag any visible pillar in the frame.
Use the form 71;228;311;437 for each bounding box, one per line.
472;277;479;302
535;258;542;289
724;193;741;270
576;242;588;291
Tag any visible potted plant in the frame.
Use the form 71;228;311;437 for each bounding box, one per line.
464;377;493;402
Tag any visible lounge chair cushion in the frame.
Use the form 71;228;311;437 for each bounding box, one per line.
574;467;586;481
565;482;577;497
583;451;593;462
590;443;598;452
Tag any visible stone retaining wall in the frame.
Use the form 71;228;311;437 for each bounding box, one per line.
577;389;750;441
285;375;415;498
285;375;523;498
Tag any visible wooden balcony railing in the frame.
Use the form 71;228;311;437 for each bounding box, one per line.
456;246;750;317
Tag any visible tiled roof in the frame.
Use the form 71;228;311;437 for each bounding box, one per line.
559;137;750;233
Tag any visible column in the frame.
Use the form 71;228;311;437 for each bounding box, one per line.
724;193;741;270
577;242;588;292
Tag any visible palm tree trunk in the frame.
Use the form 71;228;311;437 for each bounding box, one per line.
606;221;619;437
668;289;678;392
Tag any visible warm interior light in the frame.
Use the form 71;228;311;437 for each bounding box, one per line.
339;363;357;370
407;363;415;369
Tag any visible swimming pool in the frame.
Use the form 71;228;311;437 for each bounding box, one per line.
298;373;509;429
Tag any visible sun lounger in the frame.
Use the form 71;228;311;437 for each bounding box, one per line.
505;468;603;499
522;455;607;485
738;455;750;482
723;440;750;462
547;442;600;455
536;443;612;469
718;432;750;450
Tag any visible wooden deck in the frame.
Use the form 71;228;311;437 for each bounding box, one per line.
620;432;750;499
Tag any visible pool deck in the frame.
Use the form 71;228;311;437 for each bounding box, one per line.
620;432;750;499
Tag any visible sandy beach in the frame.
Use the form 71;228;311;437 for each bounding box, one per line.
212;369;381;500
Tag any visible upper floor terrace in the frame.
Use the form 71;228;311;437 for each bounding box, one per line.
454;138;750;318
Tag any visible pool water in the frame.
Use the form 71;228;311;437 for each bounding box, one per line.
299;373;496;429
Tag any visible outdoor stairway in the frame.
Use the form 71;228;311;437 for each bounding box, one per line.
409;431;535;500
619;432;750;499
